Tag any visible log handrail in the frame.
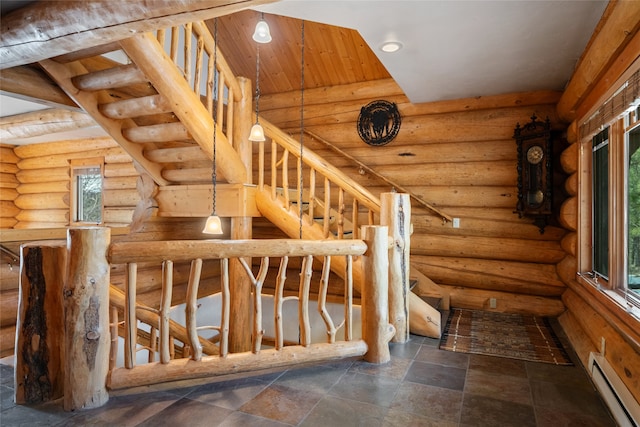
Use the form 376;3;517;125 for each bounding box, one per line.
304;129;453;223
259;118;381;212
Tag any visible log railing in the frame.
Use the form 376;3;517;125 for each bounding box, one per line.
155;21;242;150
257;118;381;240
16;227;395;410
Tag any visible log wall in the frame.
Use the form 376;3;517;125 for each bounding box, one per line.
0;143;19;228
13;137;140;229
258;80;568;315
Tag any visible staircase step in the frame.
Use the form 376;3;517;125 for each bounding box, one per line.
100;94;173;119
123;122;191;144
72;63;148;91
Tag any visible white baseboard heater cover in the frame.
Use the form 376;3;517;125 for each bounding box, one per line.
588;352;640;427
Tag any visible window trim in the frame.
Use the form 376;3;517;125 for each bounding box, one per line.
69;157;104;225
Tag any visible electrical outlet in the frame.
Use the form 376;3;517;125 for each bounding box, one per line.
452;218;460;228
489;298;497;309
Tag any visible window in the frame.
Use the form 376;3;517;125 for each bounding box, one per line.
70;159;103;224
628;119;640;296
579;69;640;319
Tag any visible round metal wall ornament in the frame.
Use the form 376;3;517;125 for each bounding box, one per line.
357;100;401;146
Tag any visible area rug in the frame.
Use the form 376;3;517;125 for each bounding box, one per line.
439;308;572;365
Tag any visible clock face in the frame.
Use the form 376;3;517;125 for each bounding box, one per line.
526;145;544;164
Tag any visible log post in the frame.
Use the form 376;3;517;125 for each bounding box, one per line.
361;225;395;363
380;192;411;343
15;241;67;405
63;227;110;411
228;76;253;353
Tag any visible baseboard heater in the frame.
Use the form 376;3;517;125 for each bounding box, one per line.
588;352;640;427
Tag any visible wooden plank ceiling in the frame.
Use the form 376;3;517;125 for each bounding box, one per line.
211;10;391;96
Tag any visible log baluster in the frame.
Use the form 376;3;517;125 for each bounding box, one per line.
239;257;269;353
337;188;345;239
274;256;289;350
282;150;289;207
271;140;277;200
124;262;137;369
185;258;203;361
318;256;337;343
308;168;316;225
298;255;313;347
345;255;353;341
206;51;214;113
183;23;192;85
160;260;174;364
170;26;179;63
324;178;331;238
219;258;230;357
193;36;203;94
352;199;359;239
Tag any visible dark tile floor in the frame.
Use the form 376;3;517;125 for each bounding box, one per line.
0;330;617;426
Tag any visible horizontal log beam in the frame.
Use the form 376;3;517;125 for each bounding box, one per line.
0;109;96;141
0;65;77;109
108;341;367;390
156;183;260;218
108;239;368;264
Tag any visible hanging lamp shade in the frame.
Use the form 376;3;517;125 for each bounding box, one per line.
252;19;272;43
202;214;223;235
249;122;266;142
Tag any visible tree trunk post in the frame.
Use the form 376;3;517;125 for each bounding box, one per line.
361;225;395;363
63;227;110;411
15;242;67;404
380;192;411;343
228;76;253;353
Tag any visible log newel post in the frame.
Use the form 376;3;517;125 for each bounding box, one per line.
63;227;111;411
229;76;253;353
361;225;395;363
15;242;67;405
380;192;411;343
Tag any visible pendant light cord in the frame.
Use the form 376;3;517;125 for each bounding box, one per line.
212;18;218;216
255;43;261;125
299;20;305;239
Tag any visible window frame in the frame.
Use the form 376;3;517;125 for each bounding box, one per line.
576;60;640;324
69;158;104;225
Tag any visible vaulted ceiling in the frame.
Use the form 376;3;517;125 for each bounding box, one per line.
0;0;610;144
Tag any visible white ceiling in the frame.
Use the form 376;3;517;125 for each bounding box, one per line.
0;0;608;144
260;0;608;103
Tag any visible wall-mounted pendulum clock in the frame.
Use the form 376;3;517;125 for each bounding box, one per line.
513;114;552;234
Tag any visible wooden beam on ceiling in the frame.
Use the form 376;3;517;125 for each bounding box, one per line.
0;0;277;70
0;108;97;140
0;65;78;110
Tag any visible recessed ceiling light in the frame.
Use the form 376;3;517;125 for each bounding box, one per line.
380;41;403;53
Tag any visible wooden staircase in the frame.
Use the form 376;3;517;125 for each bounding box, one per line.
39;20;448;338
38;22;246;187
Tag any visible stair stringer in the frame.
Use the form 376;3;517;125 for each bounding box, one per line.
256;187;442;338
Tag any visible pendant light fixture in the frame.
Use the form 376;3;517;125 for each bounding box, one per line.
248;36;266;142
252;12;272;44
203;18;223;235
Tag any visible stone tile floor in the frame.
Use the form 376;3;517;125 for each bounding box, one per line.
0;331;617;426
